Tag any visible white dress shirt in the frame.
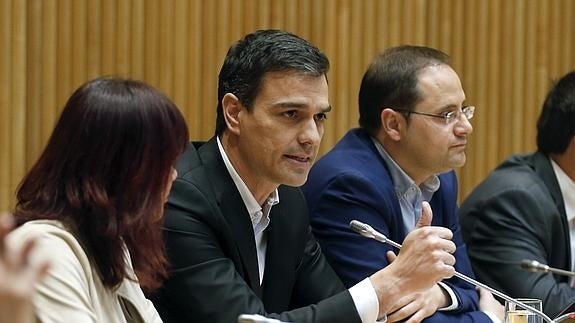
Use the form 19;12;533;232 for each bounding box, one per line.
550;159;575;285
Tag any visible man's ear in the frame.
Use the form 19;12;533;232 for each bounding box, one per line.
222;93;242;135
380;108;404;141
568;135;575;158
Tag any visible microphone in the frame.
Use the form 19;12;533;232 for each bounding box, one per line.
349;219;402;248
349;220;555;323
521;259;575;277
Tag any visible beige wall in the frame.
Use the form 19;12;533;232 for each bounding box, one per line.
1;0;574;211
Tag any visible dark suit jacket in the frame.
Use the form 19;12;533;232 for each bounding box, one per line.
302;128;491;322
151;138;361;323
459;151;575;317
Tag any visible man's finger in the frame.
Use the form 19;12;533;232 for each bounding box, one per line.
415;201;433;228
386;250;397;264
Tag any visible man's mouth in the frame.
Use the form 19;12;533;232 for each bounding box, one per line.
285;154;312;163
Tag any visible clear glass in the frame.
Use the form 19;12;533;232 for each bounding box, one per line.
505;298;543;323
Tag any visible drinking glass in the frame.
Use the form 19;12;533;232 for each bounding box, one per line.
505;298;543;323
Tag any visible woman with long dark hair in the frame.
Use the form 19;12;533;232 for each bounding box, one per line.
7;77;189;322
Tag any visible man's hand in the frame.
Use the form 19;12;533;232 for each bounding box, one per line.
478;287;504;322
384;218;450;323
370;202;456;318
386;284;448;322
0;213;51;323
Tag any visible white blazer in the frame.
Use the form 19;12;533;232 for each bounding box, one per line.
8;219;162;323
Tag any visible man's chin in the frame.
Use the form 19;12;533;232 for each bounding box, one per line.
449;156;466;169
282;174;309;188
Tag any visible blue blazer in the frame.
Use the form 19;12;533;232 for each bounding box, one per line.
302;128;491;322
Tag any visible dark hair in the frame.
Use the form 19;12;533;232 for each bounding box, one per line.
15;77;189;291
537;71;575;154
358;45;451;135
215;29;329;136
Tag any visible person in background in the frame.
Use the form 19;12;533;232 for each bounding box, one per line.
0;214;50;323
7;77;189;322
151;30;458;323
302;45;504;323
459;71;575;318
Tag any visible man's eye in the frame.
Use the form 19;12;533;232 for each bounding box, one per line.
315;113;327;121
283;111;297;118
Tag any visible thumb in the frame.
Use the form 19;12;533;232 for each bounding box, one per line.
415;201;433;228
386;250;397;264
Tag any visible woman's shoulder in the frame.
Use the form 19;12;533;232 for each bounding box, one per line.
10;220;79;248
8;219;94;275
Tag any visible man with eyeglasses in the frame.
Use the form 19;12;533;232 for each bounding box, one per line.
302;45;504;322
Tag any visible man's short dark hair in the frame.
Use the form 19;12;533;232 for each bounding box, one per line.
358;45;451;135
215;29;329;136
537;71;575;154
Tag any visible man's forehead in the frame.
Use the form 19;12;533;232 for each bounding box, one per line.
260;70;327;83
257;71;328;94
417;64;459;84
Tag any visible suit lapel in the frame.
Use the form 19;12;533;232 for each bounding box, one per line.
532;151;570;269
353;129;408;238
261;196;291;308
198;138;263;297
533;152;567;217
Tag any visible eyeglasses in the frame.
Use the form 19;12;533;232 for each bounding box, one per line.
394;105;475;125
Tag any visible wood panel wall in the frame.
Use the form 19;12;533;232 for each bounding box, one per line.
1;0;574;211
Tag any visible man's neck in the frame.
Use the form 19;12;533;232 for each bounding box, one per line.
220;133;276;205
550;150;575;182
378;135;431;186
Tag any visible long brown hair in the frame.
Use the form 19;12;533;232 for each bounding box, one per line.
15;77;189;291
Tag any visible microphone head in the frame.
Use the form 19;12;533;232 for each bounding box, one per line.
349;220;402;249
349;220;367;233
520;259;547;273
349;220;370;235
520;259;539;272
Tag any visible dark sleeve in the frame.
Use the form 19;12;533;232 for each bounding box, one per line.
288;219;354;310
306;172;491;322
151;178;361;323
461;185;575;318
435;172;482;316
422;311;492;323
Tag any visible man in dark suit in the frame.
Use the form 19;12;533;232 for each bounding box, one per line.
302;46;503;322
151;30;460;322
459;71;575;318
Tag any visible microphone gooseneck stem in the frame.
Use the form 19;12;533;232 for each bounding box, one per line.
548;267;575;277
349;220;555;323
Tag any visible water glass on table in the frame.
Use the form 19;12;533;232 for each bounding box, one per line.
505;298;543;323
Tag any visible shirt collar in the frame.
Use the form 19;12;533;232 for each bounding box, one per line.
550;158;575;222
216;136;280;218
371;137;440;200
